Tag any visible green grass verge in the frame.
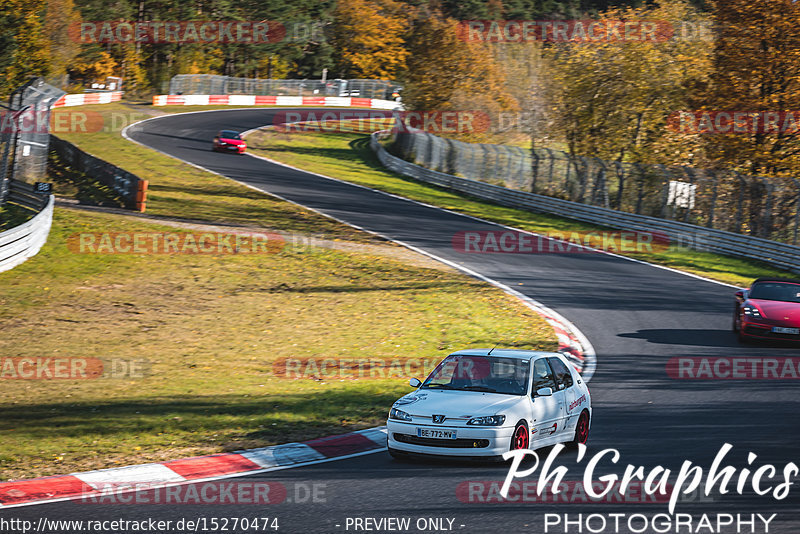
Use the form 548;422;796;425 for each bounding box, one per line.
0;103;557;480
247;129;794;287
52;104;371;241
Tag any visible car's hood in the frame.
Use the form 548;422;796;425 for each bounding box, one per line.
749;299;800;324
393;390;523;418
219;138;245;145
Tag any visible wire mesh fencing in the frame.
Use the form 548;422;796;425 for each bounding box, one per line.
389;131;800;245
0;77;65;204
168;75;401;100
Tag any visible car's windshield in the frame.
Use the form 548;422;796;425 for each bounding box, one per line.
421;355;529;395
220;131;241;139
749;282;800;303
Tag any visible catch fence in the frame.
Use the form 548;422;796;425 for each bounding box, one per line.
390;131;800;245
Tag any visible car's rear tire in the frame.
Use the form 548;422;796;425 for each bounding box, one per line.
510;421;529;450
569;410;590;448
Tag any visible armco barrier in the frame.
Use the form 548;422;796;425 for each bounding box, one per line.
153;94;401;110
50;135;148;212
52;92;122;108
370;131;800;274
0;189;54;273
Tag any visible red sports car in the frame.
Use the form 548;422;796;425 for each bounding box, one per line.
733;278;800;342
212;130;246;154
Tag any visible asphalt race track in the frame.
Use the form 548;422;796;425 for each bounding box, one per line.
4;108;798;533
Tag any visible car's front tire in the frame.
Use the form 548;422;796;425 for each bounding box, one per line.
737;328;750;343
510;421;529;450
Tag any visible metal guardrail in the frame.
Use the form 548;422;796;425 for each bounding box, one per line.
169;75;401;100
391;131;800;245
370;131;800;274
0;190;54;273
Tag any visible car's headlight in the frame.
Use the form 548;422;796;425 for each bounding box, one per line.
743;305;762;318
389;407;412;421
466;415;506;426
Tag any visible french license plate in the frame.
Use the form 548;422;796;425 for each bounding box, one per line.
417;428;456;439
773;326;800;335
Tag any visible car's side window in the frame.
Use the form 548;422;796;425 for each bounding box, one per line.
532;359;557;396
548;358;574;390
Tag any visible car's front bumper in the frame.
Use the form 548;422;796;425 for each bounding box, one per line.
741;320;800;341
386;421;515;457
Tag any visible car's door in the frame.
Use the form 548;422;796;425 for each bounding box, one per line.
548;357;579;432
529;358;566;442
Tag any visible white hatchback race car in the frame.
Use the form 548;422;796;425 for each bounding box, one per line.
387;349;591;460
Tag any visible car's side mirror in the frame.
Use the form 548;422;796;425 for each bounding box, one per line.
735;290;744;299
409;378;421;388
536;387;553;397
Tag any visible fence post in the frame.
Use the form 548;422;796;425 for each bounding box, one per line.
761;177;773;239
136;180;149;213
683;167;694;224
734;172;746;234
790;177;800;245
707;170;718;229
530;148;540;193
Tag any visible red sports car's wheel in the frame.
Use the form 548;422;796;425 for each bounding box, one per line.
511;422;529;450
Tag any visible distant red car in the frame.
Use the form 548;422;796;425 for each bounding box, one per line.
212;130;246;154
733;278;800;342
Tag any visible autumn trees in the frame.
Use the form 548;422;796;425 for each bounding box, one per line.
551;0;712;166
331;0;408;79
706;0;800;177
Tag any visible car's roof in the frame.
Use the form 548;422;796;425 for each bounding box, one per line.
448;348;562;360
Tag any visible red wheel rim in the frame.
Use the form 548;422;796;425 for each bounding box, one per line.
512;425;528;449
576;412;589;444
